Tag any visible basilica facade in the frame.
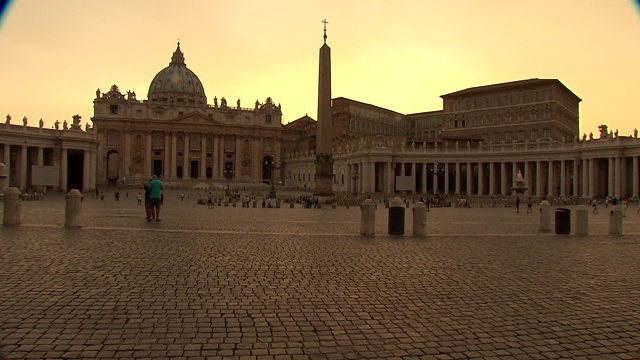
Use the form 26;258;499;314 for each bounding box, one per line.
91;43;283;186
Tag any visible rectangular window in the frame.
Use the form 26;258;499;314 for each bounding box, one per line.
110;105;118;114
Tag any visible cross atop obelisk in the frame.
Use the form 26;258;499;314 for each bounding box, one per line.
322;19;328;43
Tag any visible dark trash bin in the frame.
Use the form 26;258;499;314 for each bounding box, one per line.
388;197;405;235
555;208;571;234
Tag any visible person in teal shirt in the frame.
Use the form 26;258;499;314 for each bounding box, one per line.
148;175;163;222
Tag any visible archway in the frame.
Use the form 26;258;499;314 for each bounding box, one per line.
106;150;119;184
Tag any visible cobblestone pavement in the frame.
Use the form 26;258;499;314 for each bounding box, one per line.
1;193;640;359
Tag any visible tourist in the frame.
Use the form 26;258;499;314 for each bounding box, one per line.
592;198;598;214
181;192;184;201
142;182;152;220
515;195;520;213
207;192;213;209
148;175;163;222
526;197;532;213
136;192;142;206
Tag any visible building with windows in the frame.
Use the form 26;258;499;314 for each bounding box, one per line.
91;43;284;186
284;79;640;199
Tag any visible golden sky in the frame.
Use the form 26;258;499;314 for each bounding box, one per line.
0;0;638;136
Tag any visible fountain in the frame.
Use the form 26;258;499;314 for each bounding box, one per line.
511;170;528;195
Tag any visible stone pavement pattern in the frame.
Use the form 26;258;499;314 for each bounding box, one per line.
1;193;640;359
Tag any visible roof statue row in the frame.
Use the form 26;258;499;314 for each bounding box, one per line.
5;113;92;132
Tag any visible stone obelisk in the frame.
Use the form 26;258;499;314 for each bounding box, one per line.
314;19;334;197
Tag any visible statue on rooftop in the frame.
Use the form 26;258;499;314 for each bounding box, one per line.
5;114;10;124
22;116;27;126
54;120;60;130
39;119;44;128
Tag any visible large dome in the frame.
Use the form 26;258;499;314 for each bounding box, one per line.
148;43;207;105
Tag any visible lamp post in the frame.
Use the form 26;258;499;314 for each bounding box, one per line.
265;155;280;199
224;165;234;196
352;169;359;196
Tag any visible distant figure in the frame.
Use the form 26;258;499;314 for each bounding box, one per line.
592;199;598;214
207;192;213;209
515;195;520;213
526;197;532;213
137;192;142;206
181;193;184;201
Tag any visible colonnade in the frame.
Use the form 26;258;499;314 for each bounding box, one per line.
1;143;96;192
335;155;640;198
97;131;281;183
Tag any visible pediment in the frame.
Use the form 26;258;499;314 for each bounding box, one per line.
170;112;220;125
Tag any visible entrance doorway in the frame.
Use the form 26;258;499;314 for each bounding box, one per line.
67;151;84;190
190;160;199;179
153;160;162;177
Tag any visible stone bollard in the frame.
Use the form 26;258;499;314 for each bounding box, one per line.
539;200;551;232
317;202;321;209
405;201;410;209
253;200;257;208
276;200;281;208
609;206;622;235
388;197;405;235
224;201;229;207
290;201;294;208
412;202;427;237
64;189;84;228
575;205;589;235
360;199;376;236
3;187;22;226
233;201;237;207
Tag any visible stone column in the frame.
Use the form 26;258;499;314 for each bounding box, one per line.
235;136;241;179
607;157;614;196
145;133;152;177
455;162;461;195
184;133;190;179
525;162;533;196
19;146;27;190
466;162;472;195
573;159;579;197
388;162;395;194
547;160;554;196
421;162;427;195
633;156;639;198
212;135;219;179
535;161;542;197
200;135;206;179
488;162;495;195
501;162;508;196
37;147;44;166
164;133;170;178
432;162;438;194
478;162;484;195
171;132;177;179
443;162;449;195
90;149;96;192
3;146;10;191
588;158;596;198
370;161;375;194
83;150;91;192
614;156;622;198
124;131;131;178
61;148;68;191
411;162;416;194
560;160;566;197
581;158;589;197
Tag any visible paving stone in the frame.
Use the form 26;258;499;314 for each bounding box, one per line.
1;194;640;359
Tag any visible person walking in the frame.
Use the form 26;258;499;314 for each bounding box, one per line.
148;175;163;222
526;197;532;213
515;195;521;213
